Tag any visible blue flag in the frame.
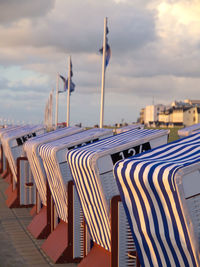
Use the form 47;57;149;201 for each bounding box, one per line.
59;60;75;94
99;26;111;67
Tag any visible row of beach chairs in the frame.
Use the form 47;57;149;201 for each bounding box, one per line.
0;123;199;266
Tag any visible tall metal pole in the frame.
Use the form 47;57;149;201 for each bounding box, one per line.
55;73;59;128
100;17;107;128
66;56;71;127
49;89;53;129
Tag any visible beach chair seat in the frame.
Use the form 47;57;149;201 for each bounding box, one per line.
178;123;200;138
67;128;169;267
38;128;113;263
114;132;200;267
0;126;21;178
0;125;46;207
24;126;83;237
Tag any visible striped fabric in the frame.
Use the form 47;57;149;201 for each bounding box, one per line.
0;126;22;172
1;125;45;184
39;128;113;222
114;133;200;267
24;126;82;206
67;128;169;251
178;123;200;138
0;125;23;143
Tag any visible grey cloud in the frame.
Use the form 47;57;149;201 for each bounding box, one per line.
41;4;157;55
109;38;200;79
0;0;157;57
0;77;8;90
0;0;199;126
0;77;50;98
0;0;55;23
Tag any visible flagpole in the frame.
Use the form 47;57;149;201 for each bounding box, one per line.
44;101;48;127
49;89;53;129
55;73;59;128
66;56;71;127
100;17;107;128
47;97;50;128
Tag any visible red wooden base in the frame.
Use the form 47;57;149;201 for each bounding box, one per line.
30;205;37;217
5;187;34;209
0;170;6;179
41;220;79;263
78;243;111;267
5;188;20;208
4;174;12;184
27;206;51;239
5;183;13;196
0;169;9;179
4;176;11;183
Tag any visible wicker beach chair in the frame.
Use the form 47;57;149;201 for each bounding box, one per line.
1;125;45;207
24;126;83;236
114;132;200;267
39;128;113;263
67;128;169;267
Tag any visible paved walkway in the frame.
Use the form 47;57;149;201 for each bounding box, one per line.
0;178;77;267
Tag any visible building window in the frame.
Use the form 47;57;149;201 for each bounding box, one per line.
193;117;196;122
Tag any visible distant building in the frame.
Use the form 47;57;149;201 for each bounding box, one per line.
143;104;165;126
140;99;200;127
139;108;145;124
184;99;200;106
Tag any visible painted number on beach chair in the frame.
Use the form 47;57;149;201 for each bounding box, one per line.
68;138;99;150
16;132;36;146
111;142;151;164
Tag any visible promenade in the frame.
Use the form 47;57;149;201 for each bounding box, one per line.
0;178;77;267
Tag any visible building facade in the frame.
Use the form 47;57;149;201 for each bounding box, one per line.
141;100;200;127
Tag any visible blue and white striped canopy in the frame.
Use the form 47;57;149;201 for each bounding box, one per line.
67;128;169;251
39;128;113;222
114;133;200;267
1;125;45;183
24;126;82;205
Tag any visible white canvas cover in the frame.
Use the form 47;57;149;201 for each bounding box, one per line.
114;133;200;267
67;128;169;251
24;126;83;206
178;123;200;138
0;125;23;171
1;125;45;185
39;128;113;222
114;124;144;134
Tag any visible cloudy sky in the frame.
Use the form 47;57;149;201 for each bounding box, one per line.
0;0;200;126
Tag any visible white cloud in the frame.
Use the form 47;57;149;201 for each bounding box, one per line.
0;0;55;23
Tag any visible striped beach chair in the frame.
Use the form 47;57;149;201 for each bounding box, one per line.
114;133;200;267
0;125;22;178
1;125;45;207
67;128;169;267
0;125;41;185
178;123;200;138
24;126;83;237
38;128;113;263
